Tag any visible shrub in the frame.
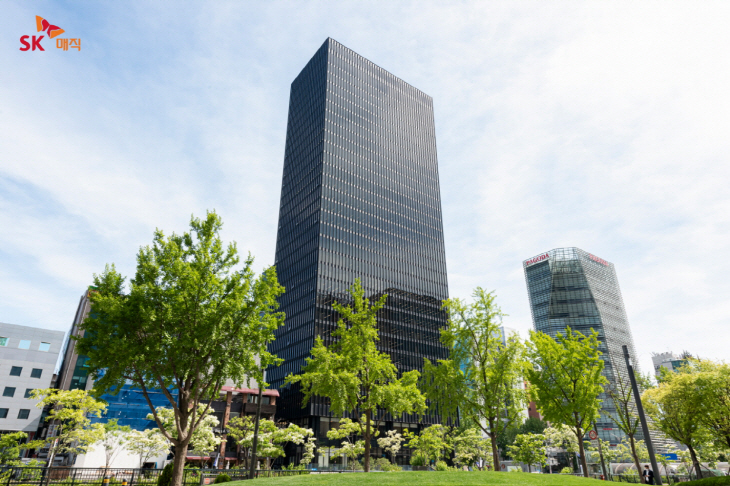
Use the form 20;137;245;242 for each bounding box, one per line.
373;457;401;472
435;460;449;471
213;474;231;483
681;477;730;486
410;454;426;466
157;463;174;486
560;467;572;474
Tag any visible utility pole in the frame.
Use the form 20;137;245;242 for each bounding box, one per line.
248;370;265;480
622;345;662;485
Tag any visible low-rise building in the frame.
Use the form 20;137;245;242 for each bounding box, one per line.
652;351;691;378
0;322;65;438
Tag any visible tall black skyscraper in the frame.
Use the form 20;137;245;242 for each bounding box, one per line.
269;38;449;449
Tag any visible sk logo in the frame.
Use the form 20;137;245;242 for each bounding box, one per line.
36;16;65;39
20;16;79;52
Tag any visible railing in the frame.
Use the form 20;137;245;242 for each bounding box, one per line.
1;467;168;486
611;474;703;483
0;467;310;486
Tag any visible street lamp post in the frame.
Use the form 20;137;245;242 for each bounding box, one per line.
622;345;662;485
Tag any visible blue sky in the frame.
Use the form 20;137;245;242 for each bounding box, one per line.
2;1;729;374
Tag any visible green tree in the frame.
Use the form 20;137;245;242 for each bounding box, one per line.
126;428;170;468
148;406;220;466
99;419;132;469
525;328;608;477
76;212;285;486
0;432;41;465
586;437;622;465
643;369;709;479
326;418;365;466
286;279;426;472
508;433;546;472
403;424;451;466
545;424;579;471
606;368;644;478
693;360;730;450
497;417;547;457
420;288;526;470
30;388;106;466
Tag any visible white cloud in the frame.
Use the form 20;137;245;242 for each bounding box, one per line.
1;1;729;374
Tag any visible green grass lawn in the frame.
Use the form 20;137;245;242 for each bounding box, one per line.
227;471;600;486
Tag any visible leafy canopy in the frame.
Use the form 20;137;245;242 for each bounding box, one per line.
508;433;547;472
76;212;284;486
525;328;607;477
31;388;106;459
420;288;526;471
286;279;426;472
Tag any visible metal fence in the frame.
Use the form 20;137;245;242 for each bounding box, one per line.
611;474;710;483
0;467;310;486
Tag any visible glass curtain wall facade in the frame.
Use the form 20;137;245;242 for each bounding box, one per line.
523;247;639;444
269;38;449;457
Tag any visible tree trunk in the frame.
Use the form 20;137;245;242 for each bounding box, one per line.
576;430;589;477
364;410;371;472
488;419;500;471
170;444;189;486
628;435;644;483
688;444;702;480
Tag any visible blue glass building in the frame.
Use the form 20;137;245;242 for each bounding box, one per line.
523;247;639;444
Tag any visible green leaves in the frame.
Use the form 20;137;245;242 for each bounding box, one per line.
525;328;606;430
421;288;526;470
30;388;107;459
76;212;284;486
508;433;547;472
642;358;730;478
286;279;426;472
525;327;607;477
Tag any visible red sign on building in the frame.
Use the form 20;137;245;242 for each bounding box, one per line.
589;254;609;266
525;253;549;267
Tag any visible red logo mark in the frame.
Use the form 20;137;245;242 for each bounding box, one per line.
36;16;65;38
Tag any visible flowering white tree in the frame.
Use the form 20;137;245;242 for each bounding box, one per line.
451;428;492;468
377;430;404;464
228;417;316;469
327;418;367;466
148;406;220;465
98;419;132;469
300;436;317;467
126;429;170;467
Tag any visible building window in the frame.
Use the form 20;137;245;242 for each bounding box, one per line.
0;409;8;419
38;342;51;352
17;409;30;420
18;340;31;350
24;389;34;399
3;387;16;398
10;366;22;376
0;337;8;347
30;369;43;379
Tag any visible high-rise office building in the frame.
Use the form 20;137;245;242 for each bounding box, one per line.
523;247;638;444
269;38;449;458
